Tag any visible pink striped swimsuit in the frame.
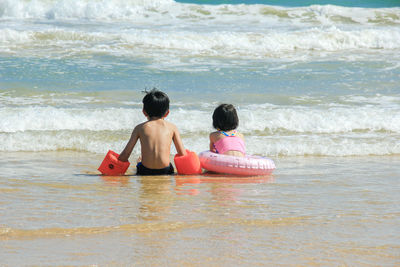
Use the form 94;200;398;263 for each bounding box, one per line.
213;130;246;155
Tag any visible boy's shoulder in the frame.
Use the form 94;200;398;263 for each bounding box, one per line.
164;120;178;131
136;119;177;131
133;121;148;130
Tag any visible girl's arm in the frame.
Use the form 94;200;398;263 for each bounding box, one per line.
209;133;216;152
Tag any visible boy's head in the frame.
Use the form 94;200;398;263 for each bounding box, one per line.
142;89;170;118
212;103;239;131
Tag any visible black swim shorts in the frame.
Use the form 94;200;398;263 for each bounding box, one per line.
136;162;174;176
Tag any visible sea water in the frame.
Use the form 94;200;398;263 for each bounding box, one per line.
0;0;399;265
1;0;399;156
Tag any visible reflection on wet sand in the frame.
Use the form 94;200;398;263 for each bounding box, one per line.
175;173;274;197
101;176;130;187
138;176;175;221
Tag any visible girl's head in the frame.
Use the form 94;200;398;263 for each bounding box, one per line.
212;104;239;131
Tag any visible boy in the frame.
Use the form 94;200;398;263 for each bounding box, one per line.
118;89;186;175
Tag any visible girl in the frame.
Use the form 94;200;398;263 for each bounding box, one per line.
209;104;246;157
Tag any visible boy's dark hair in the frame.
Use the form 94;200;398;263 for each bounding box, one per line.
142;88;170;118
212;104;239;131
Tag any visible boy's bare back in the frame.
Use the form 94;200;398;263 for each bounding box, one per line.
119;118;185;169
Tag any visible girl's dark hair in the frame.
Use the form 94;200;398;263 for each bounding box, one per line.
212;104;239;131
142;88;170;118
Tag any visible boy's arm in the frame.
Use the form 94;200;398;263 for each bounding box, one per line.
118;126;139;162
172;125;186;156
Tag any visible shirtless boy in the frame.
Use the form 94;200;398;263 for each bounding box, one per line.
118;89;186;175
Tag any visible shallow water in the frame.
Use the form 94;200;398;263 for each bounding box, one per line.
1;152;399;266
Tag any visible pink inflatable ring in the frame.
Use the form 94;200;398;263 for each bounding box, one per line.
199;151;275;176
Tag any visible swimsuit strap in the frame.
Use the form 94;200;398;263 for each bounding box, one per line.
220;130;237;136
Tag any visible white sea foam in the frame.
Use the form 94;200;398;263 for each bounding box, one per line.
0;106;144;132
239;106;400;134
0;0;175;20
2;103;399;134
0;26;399;62
0;0;399;63
1;99;399;156
1;0;399;25
1;128;399;157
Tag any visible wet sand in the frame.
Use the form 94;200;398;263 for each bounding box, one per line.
1;152;399;266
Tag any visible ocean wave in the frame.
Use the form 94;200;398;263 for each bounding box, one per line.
1;0;399;26
0;106;144;132
1;27;399;60
1;100;399;156
1;0;399;63
1;129;399;156
0;0;175;20
1;104;399;133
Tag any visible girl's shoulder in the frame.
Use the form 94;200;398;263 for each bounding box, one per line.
210;130;244;140
209;131;223;142
222;130;244;140
236;131;244;138
209;131;220;138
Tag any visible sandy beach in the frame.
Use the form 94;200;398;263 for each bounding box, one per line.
1;152;399;266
